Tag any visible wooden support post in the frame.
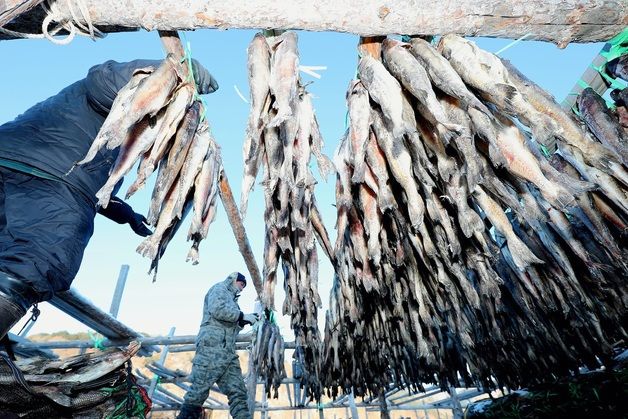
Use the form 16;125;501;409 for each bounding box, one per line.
109;264;129;318
218;168;264;297
358;36;386;60
0;0;43;27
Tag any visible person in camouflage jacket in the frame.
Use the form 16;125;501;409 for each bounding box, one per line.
177;272;259;419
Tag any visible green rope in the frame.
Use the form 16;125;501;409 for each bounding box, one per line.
600;27;628;64
179;33;208;123
88;331;106;351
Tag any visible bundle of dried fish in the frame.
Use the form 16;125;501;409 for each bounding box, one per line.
251;318;287;397
74;56;222;278
0;342;149;417
322;36;627;399
241;31;333;400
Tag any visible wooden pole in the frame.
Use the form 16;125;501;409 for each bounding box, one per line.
358;36;385;60
0;0;43;27
4;0;624;44
218;168;264;297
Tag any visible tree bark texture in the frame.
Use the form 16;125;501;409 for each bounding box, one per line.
0;0;42;27
1;0;626;44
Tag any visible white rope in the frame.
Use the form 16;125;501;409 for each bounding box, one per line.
0;0;104;44
299;65;327;79
495;33;532;56
233;84;250;104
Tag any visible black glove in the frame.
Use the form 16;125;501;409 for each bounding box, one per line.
238;312;260;327
129;213;153;237
98;197;153;237
191;59;219;94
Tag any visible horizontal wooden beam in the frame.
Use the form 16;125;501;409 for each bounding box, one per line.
2;0;625;44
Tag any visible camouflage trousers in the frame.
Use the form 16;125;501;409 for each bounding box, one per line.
183;330;251;419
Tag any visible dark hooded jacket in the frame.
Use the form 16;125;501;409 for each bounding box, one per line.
0;59;159;205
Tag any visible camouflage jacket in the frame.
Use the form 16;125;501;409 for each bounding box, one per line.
199;274;243;350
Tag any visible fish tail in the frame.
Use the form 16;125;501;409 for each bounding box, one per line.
459;210;484;239
530;118;557;147
95;185;114;209
508;236;544;271
488;144;507;168
610;162;628;187
186;242;200;265
136;238;159;260
551;187;577;210
125;177;144;200
377;191;395;212
437;159;456;182
408;197;425;229
268;108;292;128
351;161;366;183
468;97;492;117
316;154;334;181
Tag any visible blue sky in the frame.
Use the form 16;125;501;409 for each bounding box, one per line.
0;29;604;338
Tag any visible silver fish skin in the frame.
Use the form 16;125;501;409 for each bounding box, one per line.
578;87;627;165
187;158;221;266
381;38;462;136
174;121;213;219
371;108;425;229
468;107;508;168
294;89;315;186
96;110;167;208
416;115;457;182
188;143;218;241
268;31;299;128
409;37;491;116
358;54;413;139
474;186;543;271
146;101;201;225
493;113;575;209
310;111;334;181
347;80;372;183
438;35;558;147
364;130;396;212
125;83;196;199
241;33;272;218
502;59;619;170
446;172;484;239
137;174;183;260
245;32;272;153
438;94;483;191
262;116;283;194
76;70;152;166
358;182;383;266
103;56;180;150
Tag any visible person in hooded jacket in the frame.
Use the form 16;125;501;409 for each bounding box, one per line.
0;58;218;339
177;272;259;419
